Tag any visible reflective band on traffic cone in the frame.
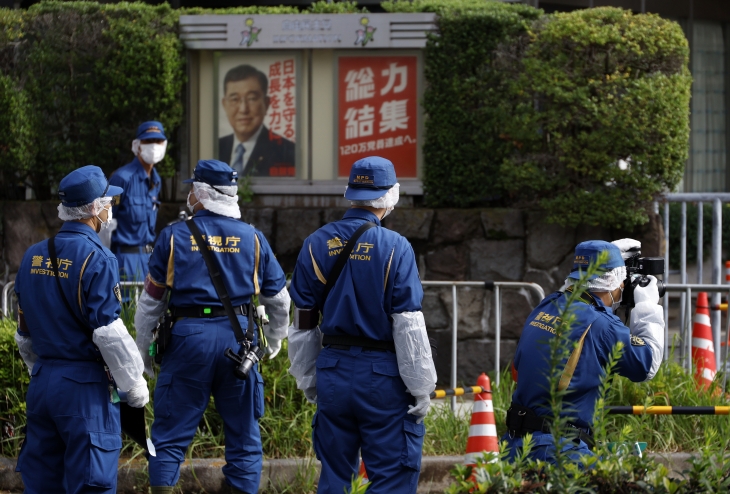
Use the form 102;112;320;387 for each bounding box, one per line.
692;292;716;390
464;373;499;465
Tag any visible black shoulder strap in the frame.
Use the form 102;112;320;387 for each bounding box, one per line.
186;219;252;344
48;235;94;340
321;221;376;305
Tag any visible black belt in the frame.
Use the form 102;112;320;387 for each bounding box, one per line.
322;334;395;352
171;305;248;319
117;244;154;254
506;404;595;449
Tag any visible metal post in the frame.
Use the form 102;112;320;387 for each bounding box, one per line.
680;202;687;363
494;285;501;387
712;198;722;370
698;202;703;284
451;284;458;412
664;201;670;359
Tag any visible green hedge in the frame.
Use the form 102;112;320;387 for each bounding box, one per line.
0;2;691;229
415;1;541;207
419;5;690;229
499;8;691;229
0;1;185;200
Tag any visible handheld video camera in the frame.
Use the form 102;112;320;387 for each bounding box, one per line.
620;248;666;310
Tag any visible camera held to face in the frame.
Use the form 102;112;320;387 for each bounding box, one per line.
621;248;666;309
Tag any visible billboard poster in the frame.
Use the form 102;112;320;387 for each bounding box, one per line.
217;53;298;178
337;55;418;178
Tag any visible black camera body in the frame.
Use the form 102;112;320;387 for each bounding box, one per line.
225;344;265;380
621;250;666;309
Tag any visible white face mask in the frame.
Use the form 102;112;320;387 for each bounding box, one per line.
187;191;199;214
96;207;113;231
609;286;624;311
139;142;167;165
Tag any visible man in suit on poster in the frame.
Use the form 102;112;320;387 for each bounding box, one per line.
219;64;295;178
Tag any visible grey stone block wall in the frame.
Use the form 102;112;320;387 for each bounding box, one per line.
0;201;662;385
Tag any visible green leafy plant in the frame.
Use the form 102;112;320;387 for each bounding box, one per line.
308;1;365;14
498;8;691;229
0;1;185;200
419;1;541;208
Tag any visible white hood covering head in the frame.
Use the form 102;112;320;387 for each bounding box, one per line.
192;181;241;219
564;265;626;293
57;196;112;221
348;183;400;217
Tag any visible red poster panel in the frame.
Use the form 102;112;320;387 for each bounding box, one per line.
338;56;418;178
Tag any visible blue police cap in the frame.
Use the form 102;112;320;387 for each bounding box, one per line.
568;240;624;280
136;121;167;141
58;165;123;207
344;156;397;201
183;159;238;186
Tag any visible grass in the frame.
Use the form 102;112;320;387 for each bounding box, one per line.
5;298;730;461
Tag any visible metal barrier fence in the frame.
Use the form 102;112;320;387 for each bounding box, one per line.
661;193;730;370
420;281;545;410
2;278;545;410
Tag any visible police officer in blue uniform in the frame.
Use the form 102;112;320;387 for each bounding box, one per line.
134;160;290;494
14;165;149;493
109;121;167;301
504;240;664;465
289;156;437;494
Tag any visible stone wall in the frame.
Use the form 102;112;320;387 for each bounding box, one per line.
0;201;662;385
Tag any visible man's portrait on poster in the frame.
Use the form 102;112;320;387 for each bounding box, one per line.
218;58;296;178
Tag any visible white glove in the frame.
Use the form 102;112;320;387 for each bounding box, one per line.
611;238;641;260
304;387;317;404
265;337;282;360
140;346;155;379
407;394;430;424
633;275;660;305
126;379;150;408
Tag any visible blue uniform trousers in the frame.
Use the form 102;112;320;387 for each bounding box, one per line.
115;250;150;302
18;360;122;494
502;431;593;466
149;317;264;492
313;347;424;494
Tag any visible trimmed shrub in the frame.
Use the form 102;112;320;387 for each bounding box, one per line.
400;1;542;208
0;1;185;200
498;8;691;229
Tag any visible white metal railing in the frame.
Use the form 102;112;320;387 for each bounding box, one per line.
1;282;14;319
421;281;545;410
2;278;545;408
1;280;143;319
660;193;730;371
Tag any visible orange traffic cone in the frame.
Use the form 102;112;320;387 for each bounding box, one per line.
692;292;716;390
358;457;368;484
464;373;499;465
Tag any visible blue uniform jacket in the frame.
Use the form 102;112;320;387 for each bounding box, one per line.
512;290;653;429
110;158;161;247
289;208;422;341
146;210;286;320
15;222;121;361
